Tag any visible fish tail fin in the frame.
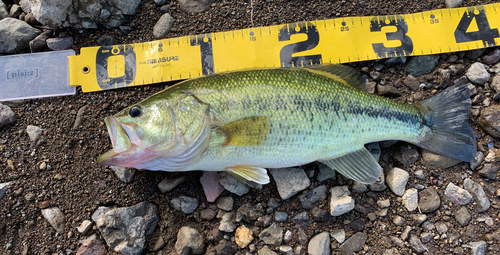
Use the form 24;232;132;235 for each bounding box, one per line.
415;84;477;162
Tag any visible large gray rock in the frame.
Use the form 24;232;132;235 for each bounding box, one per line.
179;0;215;13
339;232;367;255
0;1;8;20
92;202;159;255
270;168;310;200
46;37;74;50
0;18;40;53
153;13;174;39
29;0;72;27
175;226;205;255
0;104;17;129
259;223;283;246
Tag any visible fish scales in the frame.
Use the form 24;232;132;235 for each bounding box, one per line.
170;68;423;170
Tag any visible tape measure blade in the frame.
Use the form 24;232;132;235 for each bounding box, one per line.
0;50;75;101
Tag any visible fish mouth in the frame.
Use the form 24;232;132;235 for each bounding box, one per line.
97;116;132;165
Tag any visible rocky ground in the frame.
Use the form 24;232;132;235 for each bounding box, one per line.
1;0;500;254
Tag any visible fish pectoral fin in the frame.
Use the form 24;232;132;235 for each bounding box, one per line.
319;147;381;184
215;116;269;146
304;64;367;92
226;165;270;184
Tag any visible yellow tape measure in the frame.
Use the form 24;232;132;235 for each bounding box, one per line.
69;3;500;92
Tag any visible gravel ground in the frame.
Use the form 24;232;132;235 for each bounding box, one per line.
1;0;499;254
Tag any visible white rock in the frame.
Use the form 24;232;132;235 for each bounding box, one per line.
402;188;418;212
331;228;345;243
308;232;330;255
445;0;463;8
41;207;65;234
270;168;310;200
386;168;409;196
26;125;43;143
0;182;11;200
466;62;490;85
77;220;93;234
330;186;355;216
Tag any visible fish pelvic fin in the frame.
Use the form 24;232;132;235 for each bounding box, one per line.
319;147;382;184
215;116;269;146
225;165;270;185
415;84;477;162
304;64;367;92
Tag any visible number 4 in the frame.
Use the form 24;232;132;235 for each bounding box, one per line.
454;9;499;47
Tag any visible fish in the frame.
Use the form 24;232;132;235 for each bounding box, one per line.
97;64;477;185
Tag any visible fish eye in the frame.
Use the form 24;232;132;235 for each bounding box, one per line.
129;106;142;118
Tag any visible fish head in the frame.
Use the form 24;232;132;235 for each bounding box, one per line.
98;91;211;170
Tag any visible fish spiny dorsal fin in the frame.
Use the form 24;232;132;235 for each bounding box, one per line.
215;116;269;146
304;64;367;92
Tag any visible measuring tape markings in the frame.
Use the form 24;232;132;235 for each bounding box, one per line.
68;3;500;93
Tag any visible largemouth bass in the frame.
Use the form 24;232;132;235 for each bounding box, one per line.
97;65;476;185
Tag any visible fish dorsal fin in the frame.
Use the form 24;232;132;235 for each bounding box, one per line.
319;147;381;184
305;64;367;92
226;165;270;184
215;116;269;146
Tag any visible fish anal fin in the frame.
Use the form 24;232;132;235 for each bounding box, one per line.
305;64;367;92
319;147;381;184
226;165;270;185
216;116;269;146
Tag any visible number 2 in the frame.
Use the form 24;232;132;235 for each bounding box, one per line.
278;22;322;67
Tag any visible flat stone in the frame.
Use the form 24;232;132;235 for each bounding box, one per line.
330;186;355;216
92;202;158;255
175;226;205;255
46;37;73;50
421;149;461;168
274;211;288;222
435;221;448;234
331;228;345;243
455;207;471;226
235;225;253;248
76;234;107;255
298;185;327;209
339;232;367;255
470;151;485;171
386;167;409;196
201;171;225;202
418;187;440;213
170;196;199;214
26;125;43;143
41;207;65;234
421;232;433;243
259;223;283;246
478;164;498;180
444;182;473;205
462;241;488;255
402;188;418;211
200;209;216;220
158;176;186;193
218;172;250;196
467;62;490;85
377;85;401;97
404;55;440;76
404;75;420;90
110;166;135;183
409;235;427;253
270;168;310;200
179;0;215;13
478;105;500;138
463;178;490;212
259;246;277;255
308;232;330;255
216;196;234;211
